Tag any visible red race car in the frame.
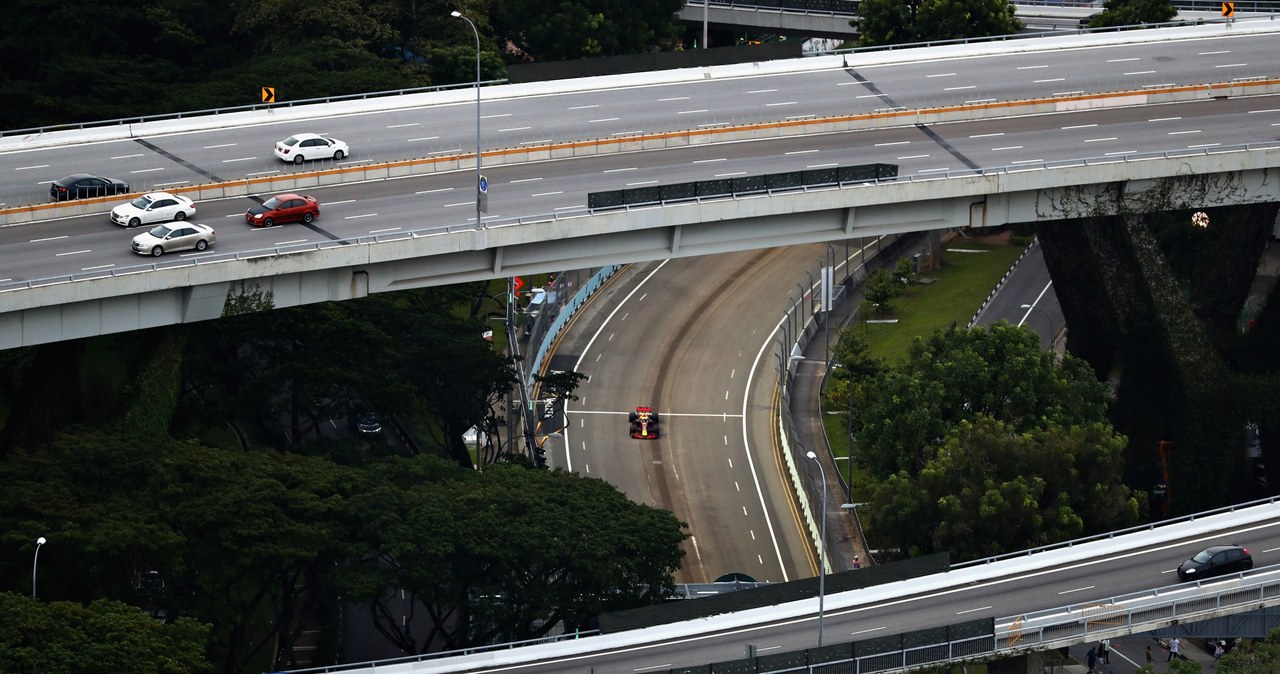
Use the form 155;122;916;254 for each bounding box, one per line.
629;406;660;439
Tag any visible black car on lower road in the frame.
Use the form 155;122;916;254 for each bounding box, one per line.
50;173;130;201
1177;544;1252;581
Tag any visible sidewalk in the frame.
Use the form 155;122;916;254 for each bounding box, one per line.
789;233;933;571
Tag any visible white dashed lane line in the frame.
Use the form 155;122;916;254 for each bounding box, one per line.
344;213;378;220
203;143;236;149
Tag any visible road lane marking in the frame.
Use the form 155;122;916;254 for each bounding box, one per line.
956;605;992;615
386;122;419;128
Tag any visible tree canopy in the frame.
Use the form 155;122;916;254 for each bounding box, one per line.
0;286;687;672
852;323;1143;561
866;417;1138;559
1088;0;1177;28
855;0;1024;47
0;0;686;129
0;593;212;674
858;323;1110;476
1218;628;1280;673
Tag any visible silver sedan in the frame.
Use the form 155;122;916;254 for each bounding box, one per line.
130;223;216;256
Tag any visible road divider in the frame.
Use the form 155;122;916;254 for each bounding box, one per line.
4;76;1277;228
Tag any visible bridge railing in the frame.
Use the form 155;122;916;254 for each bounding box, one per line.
2;140;1277;297
998;567;1280;651
0;79;506;139
954;494;1280;569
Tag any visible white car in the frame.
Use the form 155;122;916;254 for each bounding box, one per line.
274;133;349;164
131;223;216;256
111;192;196;228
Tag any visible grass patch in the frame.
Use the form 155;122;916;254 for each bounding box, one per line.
860;243;1026;364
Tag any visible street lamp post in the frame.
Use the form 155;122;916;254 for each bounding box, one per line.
805;451;827;647
32;536;46;598
1019;302;1056;350
451;10;482;229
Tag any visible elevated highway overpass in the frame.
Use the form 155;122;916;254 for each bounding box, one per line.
672;1;1276;41
288;499;1280;673
0;19;1278;352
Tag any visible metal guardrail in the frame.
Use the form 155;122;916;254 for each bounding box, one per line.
954;494;1280;569
0;79;506;139
279;560;1280;673
281;627;603;674
3;140;1277;297
998;568;1280;652
706;0;1278;18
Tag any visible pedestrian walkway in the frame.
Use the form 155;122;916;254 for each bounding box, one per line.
788;233;931;571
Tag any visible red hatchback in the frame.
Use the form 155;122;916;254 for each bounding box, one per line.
245;193;319;227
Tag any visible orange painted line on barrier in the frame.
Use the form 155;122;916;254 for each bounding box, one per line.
4;78;1278;221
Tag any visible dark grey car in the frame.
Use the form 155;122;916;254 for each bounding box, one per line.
1177;545;1252;581
50;173;130;201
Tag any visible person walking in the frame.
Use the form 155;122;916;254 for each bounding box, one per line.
1214;640;1225;666
1146;644;1154;668
1087;646;1098;673
1100;639;1111;665
1168;637;1181;662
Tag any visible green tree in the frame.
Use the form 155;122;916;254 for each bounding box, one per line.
342;459;687;652
824;331;881;412
916;0;1023;42
1219;628;1280;673
854;0;919;46
856;0;1022;47
0;593;212;674
864;416;1140;560
1088;0;1177;28
0;427;359;673
492;0;685;60
857;323;1110;477
862;268;900;315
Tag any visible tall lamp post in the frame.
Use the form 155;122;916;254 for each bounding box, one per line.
805;451;827;647
32;536;46;598
1019;302;1056;351
451;10;482;229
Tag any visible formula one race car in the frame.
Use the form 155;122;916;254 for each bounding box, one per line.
628;406;660;439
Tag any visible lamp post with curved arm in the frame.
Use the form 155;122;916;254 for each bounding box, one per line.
805;451;827;647
451;10;482;230
32;536;46;598
1019;302;1057;351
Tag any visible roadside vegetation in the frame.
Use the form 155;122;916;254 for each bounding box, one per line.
0;283;687;673
823;232;1143;562
0;0;686;130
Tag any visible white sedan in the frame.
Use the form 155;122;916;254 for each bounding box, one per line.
274;133;349;164
130;223;216;256
110;192;196;228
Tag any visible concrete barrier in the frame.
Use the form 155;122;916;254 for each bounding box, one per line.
6;76;1278;228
